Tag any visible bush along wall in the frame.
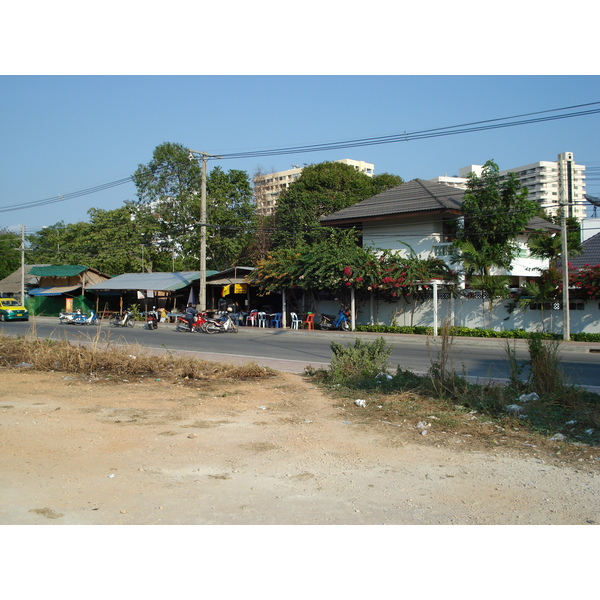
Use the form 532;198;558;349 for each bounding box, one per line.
353;324;600;343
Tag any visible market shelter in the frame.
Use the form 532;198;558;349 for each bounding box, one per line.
86;271;217;316
26;265;110;316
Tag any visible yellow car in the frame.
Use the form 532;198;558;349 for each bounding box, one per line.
0;298;29;321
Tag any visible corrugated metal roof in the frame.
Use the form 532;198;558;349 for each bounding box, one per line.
86;271;217;292
28;285;81;296
28;265;89;277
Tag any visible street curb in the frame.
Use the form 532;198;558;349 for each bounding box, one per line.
26;316;600;354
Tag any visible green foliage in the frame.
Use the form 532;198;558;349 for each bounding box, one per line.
205;167;257;270
0;228;21;279
570;263;600;299
272;161;402;249
527;217;582;268
454;160;538;275
526;333;565;396
26;208;178;275
249;231;455;312
352;323;600;342
327;337;392;386
132;142;256;270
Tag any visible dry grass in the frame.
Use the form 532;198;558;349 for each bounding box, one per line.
0;331;275;383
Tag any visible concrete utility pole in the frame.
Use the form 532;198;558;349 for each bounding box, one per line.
558;152;573;341
20;224;25;304
187;149;221;312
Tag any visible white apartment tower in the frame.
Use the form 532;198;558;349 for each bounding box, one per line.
254;159;375;216
430;152;586;220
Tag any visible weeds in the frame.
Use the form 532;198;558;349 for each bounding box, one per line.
0;332;274;382
327;337;392;386
306;327;600;447
526;334;565;397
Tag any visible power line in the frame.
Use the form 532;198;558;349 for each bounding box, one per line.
0;177;133;214
2;101;600;216
216;102;600;160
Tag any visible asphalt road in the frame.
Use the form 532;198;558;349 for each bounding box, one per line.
2;316;600;390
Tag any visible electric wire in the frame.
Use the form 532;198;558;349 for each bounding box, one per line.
2;101;600;215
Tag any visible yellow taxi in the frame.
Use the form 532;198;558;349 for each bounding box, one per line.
0;298;29;321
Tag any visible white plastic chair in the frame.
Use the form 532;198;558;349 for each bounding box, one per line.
258;311;267;327
290;312;301;329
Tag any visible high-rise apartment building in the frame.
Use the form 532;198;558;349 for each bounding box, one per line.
429;152;587;220
253;159;375;216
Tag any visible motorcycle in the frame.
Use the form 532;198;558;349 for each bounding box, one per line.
146;308;159;330
109;309;135;327
59;309;82;324
318;307;351;331
176;312;208;333
204;312;238;334
71;310;100;326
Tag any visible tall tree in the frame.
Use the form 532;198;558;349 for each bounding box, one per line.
452;160;539;328
454;160;538;276
26;208;175;275
205;166;257;270
132;142;256;270
527;216;582;269
0;228;21;279
272;161;403;249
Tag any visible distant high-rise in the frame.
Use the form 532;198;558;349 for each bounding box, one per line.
254;159;375;216
429;152;586;220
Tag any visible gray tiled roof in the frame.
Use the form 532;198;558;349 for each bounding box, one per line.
559;232;600;269
319;179;465;223
319;178;558;234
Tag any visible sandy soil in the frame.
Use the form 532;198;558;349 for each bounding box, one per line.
1;367;598;525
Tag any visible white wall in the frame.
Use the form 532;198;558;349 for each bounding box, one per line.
317;293;600;334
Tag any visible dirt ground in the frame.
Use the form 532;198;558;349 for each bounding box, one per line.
1;367;598;525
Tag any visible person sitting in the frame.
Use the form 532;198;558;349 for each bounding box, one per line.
185;303;199;329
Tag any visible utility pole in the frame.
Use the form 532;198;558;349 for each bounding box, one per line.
558;152;573;341
188;149;221;312
20;224;25;304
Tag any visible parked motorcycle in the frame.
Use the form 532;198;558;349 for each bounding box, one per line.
146;308;159;330
72;310;100;326
318;307;351;331
109;309;135;327
59;309;82;324
176;312;208;333
204;311;238;334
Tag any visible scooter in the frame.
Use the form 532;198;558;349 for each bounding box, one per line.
72;310;100;326
204;311;238;334
176;312;208;333
146;308;159;330
318;307;351;331
59;309;82;324
109;309;135;327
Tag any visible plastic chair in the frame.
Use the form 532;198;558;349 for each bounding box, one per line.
270;313;282;328
290;312;301;329
302;313;315;330
258;311;267;327
246;310;258;326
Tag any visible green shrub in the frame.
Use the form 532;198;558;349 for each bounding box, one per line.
355;324;600;342
327;337;392;386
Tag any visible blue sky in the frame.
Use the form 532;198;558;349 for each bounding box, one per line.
2;75;599;233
